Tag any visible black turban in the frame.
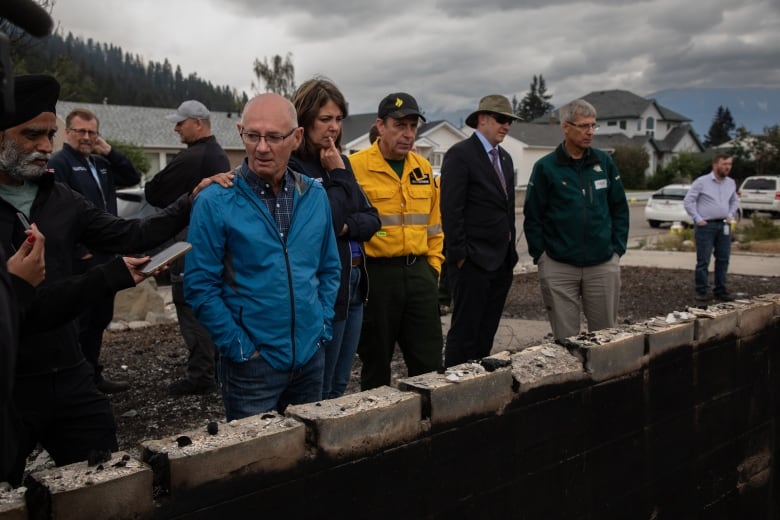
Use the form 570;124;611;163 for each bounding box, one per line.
0;74;60;130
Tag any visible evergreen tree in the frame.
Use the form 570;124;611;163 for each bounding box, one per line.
252;53;296;98
10;30;245;110
704;105;736;147
611;144;649;189
516;74;553;121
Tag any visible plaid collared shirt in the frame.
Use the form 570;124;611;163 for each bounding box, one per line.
242;168;295;242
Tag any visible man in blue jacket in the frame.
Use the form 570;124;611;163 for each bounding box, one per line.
185;93;340;420
524;99;629;340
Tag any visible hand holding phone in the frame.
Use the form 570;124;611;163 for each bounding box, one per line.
17;212;31;230
138;241;192;276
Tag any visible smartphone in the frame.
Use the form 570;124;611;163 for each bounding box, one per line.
17;212;31;230
139;241;192;276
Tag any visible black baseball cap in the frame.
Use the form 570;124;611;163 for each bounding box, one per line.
377;92;426;122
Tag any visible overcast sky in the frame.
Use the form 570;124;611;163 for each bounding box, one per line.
53;0;779;122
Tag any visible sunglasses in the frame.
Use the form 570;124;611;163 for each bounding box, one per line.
490;113;514;125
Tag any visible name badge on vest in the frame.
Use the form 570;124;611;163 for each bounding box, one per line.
409;168;431;185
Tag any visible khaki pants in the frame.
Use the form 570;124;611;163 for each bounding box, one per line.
538;253;621;340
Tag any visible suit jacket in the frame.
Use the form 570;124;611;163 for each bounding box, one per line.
440;132;518;271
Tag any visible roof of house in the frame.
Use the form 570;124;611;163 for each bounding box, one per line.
655;123;702;152
507;122;564;147
341;113;377;144
56;100;245;150
537;89;691;123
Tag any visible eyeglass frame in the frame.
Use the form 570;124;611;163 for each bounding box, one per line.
566;121;600;132
67;127;99;138
239;127;297;146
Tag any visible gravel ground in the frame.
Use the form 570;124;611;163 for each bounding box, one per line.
98;265;779;455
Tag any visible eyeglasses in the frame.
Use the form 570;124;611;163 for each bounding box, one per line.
68;128;98;137
239;128;296;146
490;114;514;126
566;121;600;132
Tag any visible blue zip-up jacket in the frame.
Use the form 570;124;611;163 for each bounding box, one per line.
184;162;341;370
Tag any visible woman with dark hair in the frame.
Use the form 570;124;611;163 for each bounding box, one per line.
289;78;381;399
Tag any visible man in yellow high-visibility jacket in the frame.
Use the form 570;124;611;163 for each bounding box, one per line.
350;92;444;390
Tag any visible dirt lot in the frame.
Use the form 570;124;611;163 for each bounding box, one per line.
99;265;779;455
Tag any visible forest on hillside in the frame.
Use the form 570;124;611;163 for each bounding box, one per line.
10;30;247;111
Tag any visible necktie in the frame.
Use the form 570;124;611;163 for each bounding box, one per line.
490;148;507;196
88;160;107;208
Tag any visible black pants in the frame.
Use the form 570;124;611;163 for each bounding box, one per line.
75;255;116;383
78;293;115;383
172;280;218;386
358;259;443;390
9;361;117;486
444;257;513;367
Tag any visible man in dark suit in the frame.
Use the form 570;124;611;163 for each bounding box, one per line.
440;95;520;367
50;107;141;394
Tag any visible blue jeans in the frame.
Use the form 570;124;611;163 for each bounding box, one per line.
322;267;363;399
218;347;324;421
694;221;731;295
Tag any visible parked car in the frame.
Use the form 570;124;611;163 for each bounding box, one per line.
737;175;780;217
116;186;160;220
644;184;694;228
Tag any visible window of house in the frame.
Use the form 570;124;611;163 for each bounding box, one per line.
145;153;160;177
619;121;626;130
646;117;655;130
430;152;443;168
607;121;617;126
636;119;642;131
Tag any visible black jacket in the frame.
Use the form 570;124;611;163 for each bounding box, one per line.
0;249;134;480
145;135;230;208
440;133;518;271
49;143;140;216
288;154;380;320
144;135;230;278
0;173;191;375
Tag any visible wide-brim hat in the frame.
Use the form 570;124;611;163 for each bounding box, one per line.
465;94;521;128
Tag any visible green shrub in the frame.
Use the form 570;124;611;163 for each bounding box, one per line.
741;215;780;242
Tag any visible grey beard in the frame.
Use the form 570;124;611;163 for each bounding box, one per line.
0;141;49;182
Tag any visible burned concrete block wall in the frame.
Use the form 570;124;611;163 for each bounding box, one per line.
3;296;778;519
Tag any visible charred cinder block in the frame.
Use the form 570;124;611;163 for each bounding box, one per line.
399;354;514;426
24;451;152;520
286;386;422;460
141;413;305;494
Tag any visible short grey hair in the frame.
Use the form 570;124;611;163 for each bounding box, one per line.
559;99;597;128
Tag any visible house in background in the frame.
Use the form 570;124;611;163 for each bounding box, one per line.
54;101;246;182
533;90;704;176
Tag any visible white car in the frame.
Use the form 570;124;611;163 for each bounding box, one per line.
116;186;160;220
738;175;780;217
644;184;694;228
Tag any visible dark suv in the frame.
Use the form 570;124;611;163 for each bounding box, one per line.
738;176;780;217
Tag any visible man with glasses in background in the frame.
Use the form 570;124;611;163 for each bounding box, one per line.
523;98;629;340
50;108;140;394
440;95;520;367
184;93;340;420
145;100;230;396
